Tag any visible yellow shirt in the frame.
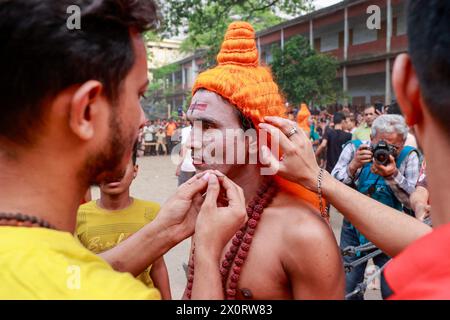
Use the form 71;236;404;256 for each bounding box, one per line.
0;227;160;300
76;198;160;288
352;124;371;141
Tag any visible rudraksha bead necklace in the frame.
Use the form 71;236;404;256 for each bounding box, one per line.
0;212;55;229
185;178;278;300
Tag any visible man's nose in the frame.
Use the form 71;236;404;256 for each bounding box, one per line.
138;107;147;130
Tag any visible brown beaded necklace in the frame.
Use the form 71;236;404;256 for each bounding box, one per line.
0;212;55;229
185;178;279;300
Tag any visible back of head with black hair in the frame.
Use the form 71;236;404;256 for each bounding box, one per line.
386;102;403;115
407;0;450;135
333;112;346;125
0;0;159;145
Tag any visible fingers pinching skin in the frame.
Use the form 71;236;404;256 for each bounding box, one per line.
204;174;220;205
211;170;245;206
192;192;204;209
178;171;210;199
219;174;245;208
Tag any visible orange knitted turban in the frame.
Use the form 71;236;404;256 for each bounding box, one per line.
193;21;325;213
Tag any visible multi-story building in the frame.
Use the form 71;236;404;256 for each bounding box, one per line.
146;39;187;81
156;0;408;112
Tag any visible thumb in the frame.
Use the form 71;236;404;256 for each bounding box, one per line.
204;174;220;205
260;145;280;168
389;155;396;163
260;145;282;176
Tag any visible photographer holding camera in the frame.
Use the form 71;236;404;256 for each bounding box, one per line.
331;114;420;299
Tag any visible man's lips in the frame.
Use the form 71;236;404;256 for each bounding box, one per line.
106;182;121;188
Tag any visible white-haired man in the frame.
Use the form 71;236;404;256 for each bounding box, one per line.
331;114;421;299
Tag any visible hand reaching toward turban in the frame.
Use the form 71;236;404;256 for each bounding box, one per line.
258;116;321;192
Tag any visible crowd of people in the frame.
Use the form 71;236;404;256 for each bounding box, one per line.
139;118;188;156
0;0;449;302
275;100;428;298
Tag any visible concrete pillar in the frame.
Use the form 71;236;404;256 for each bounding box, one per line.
172;98;176;117
385;58;391;105
191;59;196;87
181;67;186;90
386;0;392;53
171;72;175;88
281;28;284;50
343;66;348;92
344;7;349;60
309;19;314;49
386;0;393;106
343;66;348;106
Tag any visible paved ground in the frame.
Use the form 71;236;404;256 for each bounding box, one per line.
92;155;381;300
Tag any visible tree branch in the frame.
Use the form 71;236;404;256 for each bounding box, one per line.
247;0;281;18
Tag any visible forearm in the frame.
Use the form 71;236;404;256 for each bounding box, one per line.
332;162;359;185
322;171;431;257
151;258;172;300
191;244;223;300
100;221;178;276
315;144;325;157
331;145;359;185
410;186;429;212
347;161;361;179
385;171;417;207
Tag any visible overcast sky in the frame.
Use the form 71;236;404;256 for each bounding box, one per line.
314;0;342;9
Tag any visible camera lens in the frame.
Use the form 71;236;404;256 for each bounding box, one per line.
374;150;389;165
377;154;387;163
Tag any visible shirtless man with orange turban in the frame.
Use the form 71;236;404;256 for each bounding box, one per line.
183;22;344;300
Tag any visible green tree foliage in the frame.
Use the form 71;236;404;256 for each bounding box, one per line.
143;30;160;42
159;0;314;67
142;64;179;119
153;63;179;81
270;35;341;106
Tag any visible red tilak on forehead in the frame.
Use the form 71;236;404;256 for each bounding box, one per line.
189;102;208;112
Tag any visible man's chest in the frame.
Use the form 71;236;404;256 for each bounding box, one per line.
219;229;291;300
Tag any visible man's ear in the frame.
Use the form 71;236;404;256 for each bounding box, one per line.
69;80;104;141
392;54;423;126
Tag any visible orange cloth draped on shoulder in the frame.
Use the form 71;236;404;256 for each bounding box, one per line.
192;21;326;217
297;103;311;135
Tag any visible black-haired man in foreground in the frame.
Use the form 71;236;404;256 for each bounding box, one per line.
0;0;246;299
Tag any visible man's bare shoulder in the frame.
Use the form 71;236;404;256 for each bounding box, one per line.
267;191;330;234
261;190;343;298
262;191;337;256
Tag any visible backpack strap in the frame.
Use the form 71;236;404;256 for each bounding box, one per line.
396;146;418;168
350;139;363;150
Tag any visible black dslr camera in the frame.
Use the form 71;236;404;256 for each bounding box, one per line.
370;140;396;166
